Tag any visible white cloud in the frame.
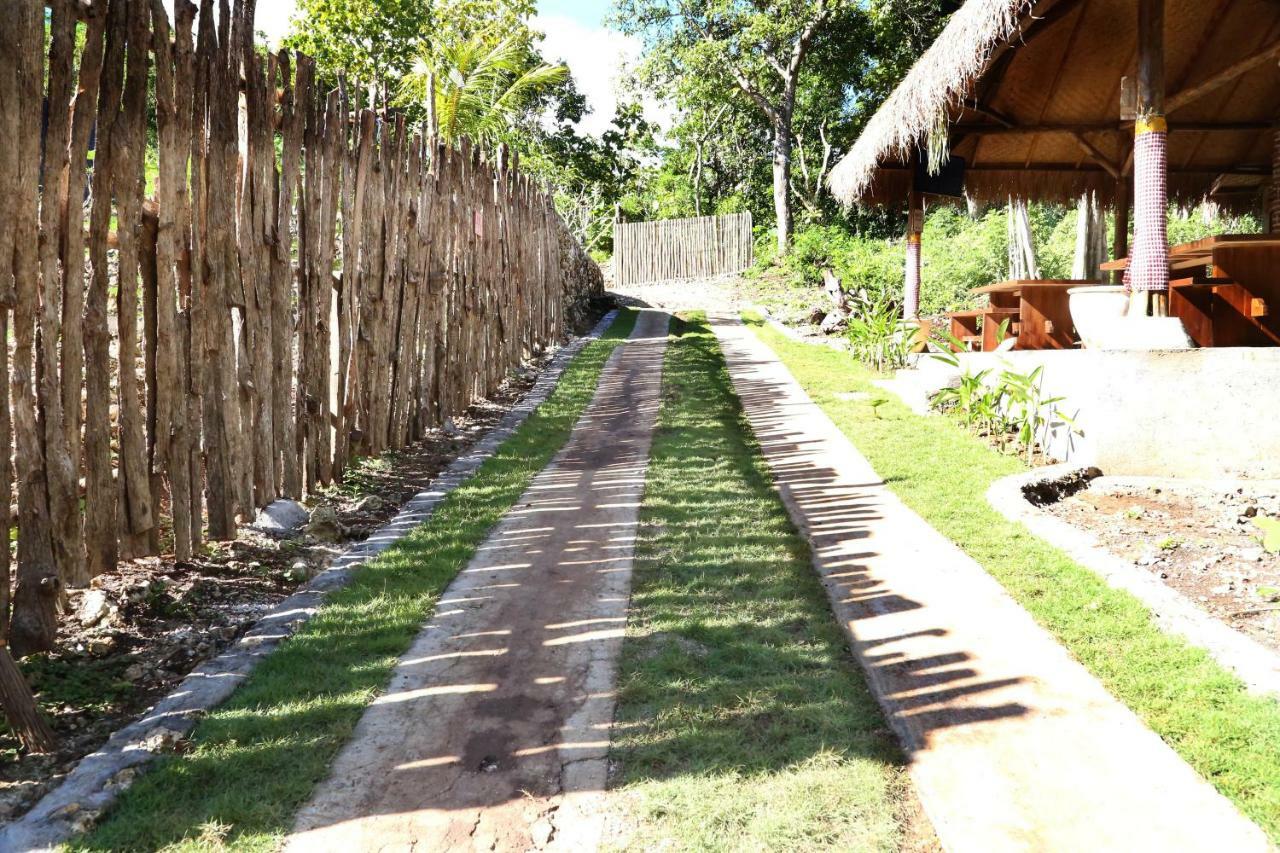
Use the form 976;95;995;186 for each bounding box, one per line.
532;13;671;138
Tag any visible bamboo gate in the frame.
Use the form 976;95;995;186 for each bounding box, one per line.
612;212;753;288
0;0;603;679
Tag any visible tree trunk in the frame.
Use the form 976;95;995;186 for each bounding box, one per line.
0;646;55;753
1007;199;1040;280
772;117;794;255
1073;193;1108;280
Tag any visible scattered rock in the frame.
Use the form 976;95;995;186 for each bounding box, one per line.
818;311;848;335
76;590;112;628
122;662;146;682
353;494;389;515
138;727;188;754
86;635;117;657
250;499;310;537
105;767;137;792
304;506;345;543
443;417;461;437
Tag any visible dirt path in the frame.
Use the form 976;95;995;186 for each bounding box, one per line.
286;310;670;852
711;315;1269;852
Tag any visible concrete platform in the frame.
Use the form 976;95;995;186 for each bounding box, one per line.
711;315;1268;853
890;346;1280;479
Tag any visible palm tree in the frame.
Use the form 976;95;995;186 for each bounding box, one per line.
399;30;569;148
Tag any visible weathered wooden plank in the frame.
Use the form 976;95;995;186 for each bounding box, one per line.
151;0;195;559
197;0;240;538
38;0;86;588
275;50;302;498
83;0;128;584
116;0;157;557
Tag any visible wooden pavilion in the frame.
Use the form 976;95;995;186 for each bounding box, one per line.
829;0;1280;346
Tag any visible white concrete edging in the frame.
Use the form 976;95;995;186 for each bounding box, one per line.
0;310;620;853
988;464;1280;699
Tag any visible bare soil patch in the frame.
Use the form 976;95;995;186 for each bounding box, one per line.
0;350;560;823
1045;479;1280;654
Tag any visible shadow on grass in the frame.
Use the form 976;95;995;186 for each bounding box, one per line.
71;311;639;853
608;313;946;850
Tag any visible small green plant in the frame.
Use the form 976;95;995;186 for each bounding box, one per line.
1252;517;1280;555
1157;537;1181;551
1256;586;1280;602
930;335;1076;462
844;289;914;374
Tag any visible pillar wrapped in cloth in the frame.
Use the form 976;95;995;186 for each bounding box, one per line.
1128;116;1169;295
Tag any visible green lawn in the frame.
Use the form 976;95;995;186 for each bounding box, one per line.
607;313;931;852
74;310;638;852
744;312;1280;841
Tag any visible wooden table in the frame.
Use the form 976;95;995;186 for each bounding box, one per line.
968;279;1090;351
1104;235;1280;347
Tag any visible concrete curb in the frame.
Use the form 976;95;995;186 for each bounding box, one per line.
0;311;620;853
987;464;1280;699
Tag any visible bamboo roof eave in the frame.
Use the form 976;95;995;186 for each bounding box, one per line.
828;0;1035;205
830;0;1280;211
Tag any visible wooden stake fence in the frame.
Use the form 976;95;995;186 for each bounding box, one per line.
612;212;753;288
0;0;603;669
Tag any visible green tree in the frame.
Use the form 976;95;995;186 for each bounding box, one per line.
284;0;430;89
398;29;568;147
616;0;864;253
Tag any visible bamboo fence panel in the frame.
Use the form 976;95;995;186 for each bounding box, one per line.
612;212;752;288
0;0;603;658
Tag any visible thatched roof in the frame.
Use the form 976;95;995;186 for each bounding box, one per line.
830;0;1280;209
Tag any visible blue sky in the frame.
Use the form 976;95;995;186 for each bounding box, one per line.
536;0;610;28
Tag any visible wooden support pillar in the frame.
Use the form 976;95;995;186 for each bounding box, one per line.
1270;123;1280;233
1113;174;1130;284
905;178;923;320
1130;0;1170;316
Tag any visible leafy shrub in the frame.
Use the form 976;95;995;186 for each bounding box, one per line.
929;334;1075;463
844;289;914;374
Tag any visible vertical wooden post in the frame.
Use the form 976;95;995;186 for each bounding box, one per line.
905;157;923;320
1130;0;1169;316
1113;173;1130;284
1269;123;1280;233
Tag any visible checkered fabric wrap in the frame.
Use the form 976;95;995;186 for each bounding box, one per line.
1130;129;1169;293
905;236;921;318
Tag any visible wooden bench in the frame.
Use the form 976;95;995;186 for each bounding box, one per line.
1110;236;1280;347
969;280;1088;350
944;308;1019;351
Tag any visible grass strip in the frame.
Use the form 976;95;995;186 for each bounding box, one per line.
74;310;639;852
744;312;1280;841
608;312;926;852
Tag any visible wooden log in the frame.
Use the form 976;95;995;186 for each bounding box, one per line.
240;8;276;507
315;87;341;485
82;0;126;584
0;645;55;753
59;1;107;573
275;51;302;498
150;0;195;559
37;0;87;588
202;0;248;535
332;74;355;477
6;0;60;655
115;0;157;557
